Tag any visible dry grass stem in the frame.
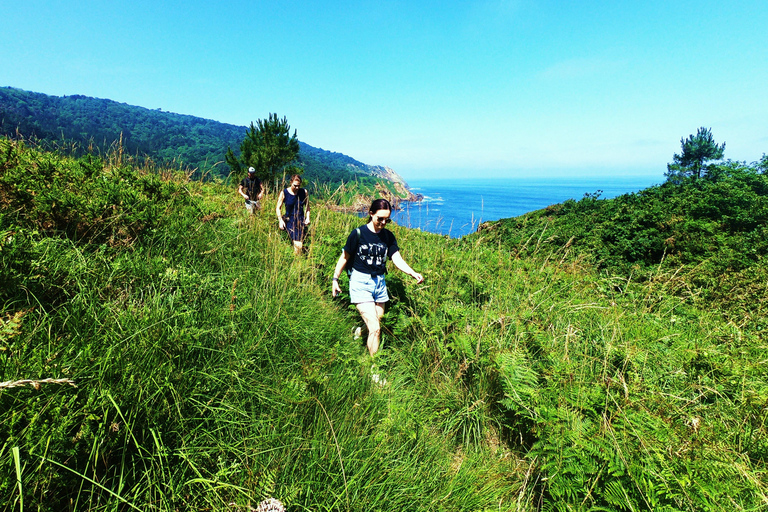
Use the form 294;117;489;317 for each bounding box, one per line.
0;378;78;390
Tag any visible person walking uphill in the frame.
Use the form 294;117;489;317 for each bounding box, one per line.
332;199;424;357
276;174;310;255
238;167;264;213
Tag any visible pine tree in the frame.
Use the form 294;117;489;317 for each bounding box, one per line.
666;127;725;182
226;114;300;186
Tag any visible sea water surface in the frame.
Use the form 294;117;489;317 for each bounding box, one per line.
391;175;662;238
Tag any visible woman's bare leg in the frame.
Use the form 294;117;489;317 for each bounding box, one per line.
356;302;386;355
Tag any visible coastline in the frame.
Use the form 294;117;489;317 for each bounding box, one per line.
391;175;662;238
327;180;424;214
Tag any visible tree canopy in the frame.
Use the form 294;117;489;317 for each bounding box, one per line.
0;87;245;180
666;126;725;182
0;87;384;186
225;114;300;185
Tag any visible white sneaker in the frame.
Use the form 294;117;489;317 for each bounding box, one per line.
371;373;387;386
370;363;387;385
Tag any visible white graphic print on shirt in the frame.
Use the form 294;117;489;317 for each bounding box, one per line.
358;242;388;267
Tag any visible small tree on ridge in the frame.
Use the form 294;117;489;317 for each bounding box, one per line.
666;127;725;182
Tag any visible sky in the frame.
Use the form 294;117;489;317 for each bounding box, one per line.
3;0;767;180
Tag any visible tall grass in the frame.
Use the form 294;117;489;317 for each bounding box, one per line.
2;137;767;510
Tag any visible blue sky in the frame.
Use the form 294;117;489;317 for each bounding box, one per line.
3;0;767;180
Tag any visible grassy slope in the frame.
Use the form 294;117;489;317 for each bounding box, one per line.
1;139;767;511
476;167;768;331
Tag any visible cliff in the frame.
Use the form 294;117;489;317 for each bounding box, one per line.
345;163;423;203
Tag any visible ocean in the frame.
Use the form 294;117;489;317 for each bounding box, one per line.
390;175;663;238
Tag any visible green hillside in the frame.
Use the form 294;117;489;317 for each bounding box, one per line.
2;137;767;511
476;157;768;329
0;86;396;187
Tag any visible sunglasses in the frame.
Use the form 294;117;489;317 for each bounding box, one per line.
373;215;392;225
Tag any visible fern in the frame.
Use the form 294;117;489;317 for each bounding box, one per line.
495;349;540;421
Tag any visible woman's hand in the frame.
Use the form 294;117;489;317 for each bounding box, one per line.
278;218;286;230
332;251;351;298
391;252;423;284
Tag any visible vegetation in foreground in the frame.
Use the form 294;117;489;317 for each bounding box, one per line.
2;137;768;511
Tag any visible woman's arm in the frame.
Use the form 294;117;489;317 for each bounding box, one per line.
304;189;310;224
391;251;424;283
332;250;351;297
276;191;286;229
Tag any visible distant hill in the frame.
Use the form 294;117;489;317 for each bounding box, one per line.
0;86;408;188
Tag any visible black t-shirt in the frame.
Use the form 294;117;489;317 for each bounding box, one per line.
344;225;399;276
240;176;262;199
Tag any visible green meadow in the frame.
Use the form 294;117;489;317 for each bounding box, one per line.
2;137;767;511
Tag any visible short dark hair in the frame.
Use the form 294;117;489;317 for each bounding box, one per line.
369;198;392;214
289;174;302;184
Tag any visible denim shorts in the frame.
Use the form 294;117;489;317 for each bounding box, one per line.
349;270;389;304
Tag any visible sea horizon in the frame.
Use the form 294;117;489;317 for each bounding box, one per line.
392;174;664;238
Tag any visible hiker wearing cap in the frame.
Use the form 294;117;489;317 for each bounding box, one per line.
331;198;423;357
238;167;264;213
276;174;310;255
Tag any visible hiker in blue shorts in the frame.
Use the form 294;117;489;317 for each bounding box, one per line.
332;198;423;356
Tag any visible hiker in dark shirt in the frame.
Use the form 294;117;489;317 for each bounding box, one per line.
276;174;310;254
238;167;264;214
332;198;423;357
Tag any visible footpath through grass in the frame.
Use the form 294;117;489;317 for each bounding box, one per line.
1;137;767;511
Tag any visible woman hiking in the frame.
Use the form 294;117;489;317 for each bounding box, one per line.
276;174;310;255
331;198;423;357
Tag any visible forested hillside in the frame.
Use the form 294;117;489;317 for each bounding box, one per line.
0;86;394;186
